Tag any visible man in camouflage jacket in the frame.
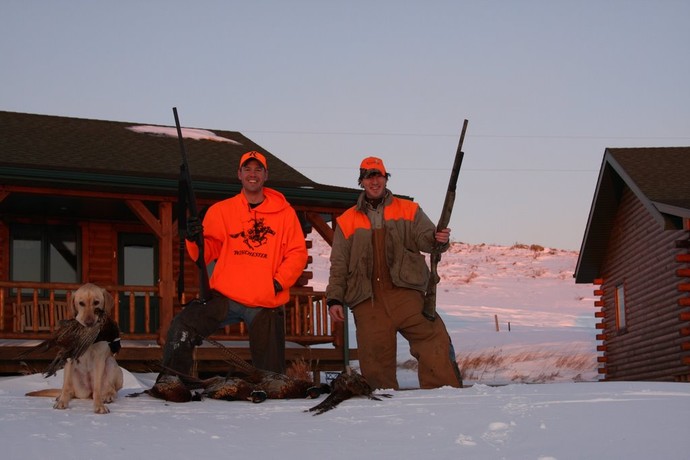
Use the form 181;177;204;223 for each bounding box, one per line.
327;157;462;390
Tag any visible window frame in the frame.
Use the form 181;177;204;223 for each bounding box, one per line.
614;282;627;331
9;223;81;297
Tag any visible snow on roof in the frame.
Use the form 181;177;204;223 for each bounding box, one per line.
127;125;241;144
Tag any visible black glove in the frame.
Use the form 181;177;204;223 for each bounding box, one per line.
185;217;203;242
273;279;283;294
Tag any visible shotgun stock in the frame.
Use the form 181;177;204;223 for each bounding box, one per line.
423;119;468;320
173;107;211;303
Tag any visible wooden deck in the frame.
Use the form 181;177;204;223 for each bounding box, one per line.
0;340;357;383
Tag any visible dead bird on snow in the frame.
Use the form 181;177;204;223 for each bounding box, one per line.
131;374;265;404
134;367;329;404
133;374;193;403
138;333;330;403
306;367;392;415
231;367;328;400
203;337;330;400
198;375;267;403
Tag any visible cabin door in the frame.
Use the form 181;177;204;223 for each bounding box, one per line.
117;233;159;333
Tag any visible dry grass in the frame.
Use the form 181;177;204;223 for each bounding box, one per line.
530;268;547;278
464;271;479;283
399;346;596;385
456;347;596;384
509;243;546;259
286;357;313;382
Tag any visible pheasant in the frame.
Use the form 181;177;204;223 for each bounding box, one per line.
17;312;120;377
306;367;392;415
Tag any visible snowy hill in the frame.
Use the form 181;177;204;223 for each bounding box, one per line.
308;236;598;385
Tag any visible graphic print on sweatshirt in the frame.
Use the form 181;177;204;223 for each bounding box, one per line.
230;217;275;250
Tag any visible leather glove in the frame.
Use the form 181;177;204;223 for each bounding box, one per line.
273;279;283;294
185;217;203;242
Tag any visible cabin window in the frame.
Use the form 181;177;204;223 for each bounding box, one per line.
117;233;159;333
10;224;79;295
615;283;626;330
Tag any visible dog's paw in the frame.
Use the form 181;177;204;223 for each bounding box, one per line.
53;398;69;410
94;403;110;414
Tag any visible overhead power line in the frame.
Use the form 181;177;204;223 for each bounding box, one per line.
296;166;598;173
240;129;690;141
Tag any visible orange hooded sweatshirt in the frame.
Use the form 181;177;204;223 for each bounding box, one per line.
186;187;307;308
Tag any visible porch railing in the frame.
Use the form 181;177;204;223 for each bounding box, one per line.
0;282;340;347
0;281;159;340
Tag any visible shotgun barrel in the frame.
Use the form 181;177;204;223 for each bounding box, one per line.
173;107;211;303
422;119;468;320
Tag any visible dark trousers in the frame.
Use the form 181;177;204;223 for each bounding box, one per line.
161;291;286;377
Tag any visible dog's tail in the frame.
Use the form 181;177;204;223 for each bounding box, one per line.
25;389;61;397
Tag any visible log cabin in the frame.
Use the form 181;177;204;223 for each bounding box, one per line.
0;110;363;380
575;147;690;381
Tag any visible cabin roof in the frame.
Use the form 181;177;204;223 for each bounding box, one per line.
574;146;690;283
0;110;362;208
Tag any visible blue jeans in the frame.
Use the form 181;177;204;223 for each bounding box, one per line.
162;291;286;376
220;297;287;374
220;298;263;329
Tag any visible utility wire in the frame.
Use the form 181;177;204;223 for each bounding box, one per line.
241;129;690;141
295;166;598;172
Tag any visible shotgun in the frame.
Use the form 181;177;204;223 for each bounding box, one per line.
173;107;211;303
423;119;468;320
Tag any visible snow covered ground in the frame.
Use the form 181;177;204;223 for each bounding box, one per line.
309;237;599;387
2;237;688;459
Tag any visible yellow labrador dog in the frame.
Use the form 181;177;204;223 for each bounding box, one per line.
27;283;123;414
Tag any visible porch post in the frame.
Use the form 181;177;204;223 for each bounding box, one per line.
158;201;174;345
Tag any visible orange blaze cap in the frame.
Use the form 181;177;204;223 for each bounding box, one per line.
239;151;268;169
359;156;387;176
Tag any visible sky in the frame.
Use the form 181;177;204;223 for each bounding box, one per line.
2;239;690;459
2;1;689;250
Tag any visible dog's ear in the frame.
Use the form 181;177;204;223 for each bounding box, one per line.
101;288;115;315
70;290;80;316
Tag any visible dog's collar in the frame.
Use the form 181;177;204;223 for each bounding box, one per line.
109;337;121;354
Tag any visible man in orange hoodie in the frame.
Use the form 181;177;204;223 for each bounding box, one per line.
159;151;307;382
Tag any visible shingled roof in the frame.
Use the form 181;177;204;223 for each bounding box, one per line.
575;146;690;283
0;110;360;207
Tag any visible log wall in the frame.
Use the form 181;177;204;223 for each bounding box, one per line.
83;222;117;286
597;188;690;381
